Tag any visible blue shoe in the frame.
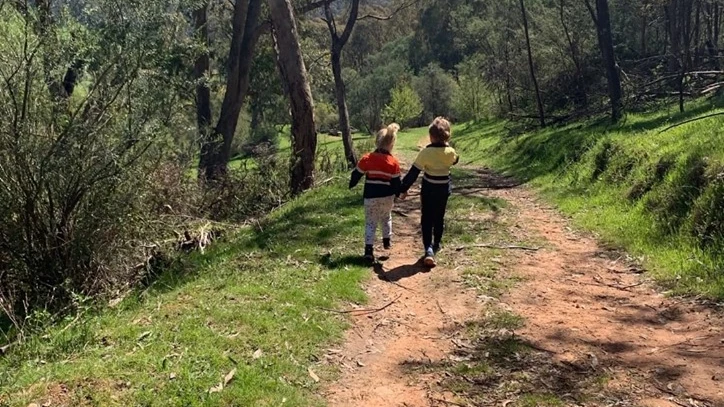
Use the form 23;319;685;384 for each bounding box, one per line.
423;247;437;268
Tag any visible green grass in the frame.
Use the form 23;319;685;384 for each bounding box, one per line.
0;182;371;407
446;98;724;299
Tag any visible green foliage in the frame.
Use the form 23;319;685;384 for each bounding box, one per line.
347;36;413;132
413;63;458;122
454;56;495;121
0;2;192;327
315;101;339;133
382;83;423;126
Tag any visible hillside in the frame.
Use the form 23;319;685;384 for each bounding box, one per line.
447;99;724;299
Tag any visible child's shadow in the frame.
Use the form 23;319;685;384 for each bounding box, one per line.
374;260;428;282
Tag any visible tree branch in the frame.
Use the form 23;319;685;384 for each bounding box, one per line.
338;0;360;46
658;112;724;134
583;0;598;25
297;0;338;15
323;1;339;40
358;0;419;21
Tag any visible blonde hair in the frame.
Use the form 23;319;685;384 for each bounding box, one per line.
376;123;399;151
429;117;452;144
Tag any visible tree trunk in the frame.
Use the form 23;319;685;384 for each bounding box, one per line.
560;0;587;107
332;50;357;167
587;0;624;122
641;11;648;55
520;0;545;127
268;0;317;195
504;40;514;112
193;5;213;162
324;0;360;169
695;0;702;66
198;0;263;181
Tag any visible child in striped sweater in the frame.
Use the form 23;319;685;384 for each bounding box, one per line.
400;117;459;268
349;124;402;262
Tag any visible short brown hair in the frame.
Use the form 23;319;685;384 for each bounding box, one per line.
429;117;451;143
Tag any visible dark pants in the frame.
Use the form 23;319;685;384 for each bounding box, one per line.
421;184;450;251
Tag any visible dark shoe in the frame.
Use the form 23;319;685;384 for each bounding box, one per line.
383;238;392;250
363;245;374;263
432;243;441;254
423;247;437;268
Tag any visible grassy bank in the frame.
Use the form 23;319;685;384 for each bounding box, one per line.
0;183;370;407
442;98;724;298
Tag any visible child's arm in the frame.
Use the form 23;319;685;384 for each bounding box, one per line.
349;155;368;189
349;169;364;189
400;151;425;193
391;161;402;197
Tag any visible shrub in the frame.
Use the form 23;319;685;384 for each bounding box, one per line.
0;4;187;329
315;102;339;133
382;83;424;127
644;154;710;234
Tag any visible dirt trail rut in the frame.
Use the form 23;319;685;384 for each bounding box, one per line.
322;165;723;407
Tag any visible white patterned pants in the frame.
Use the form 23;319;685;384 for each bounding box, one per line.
364;196;395;246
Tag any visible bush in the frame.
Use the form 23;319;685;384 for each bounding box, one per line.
0;4;187;329
316;102;339;133
382;83;424;126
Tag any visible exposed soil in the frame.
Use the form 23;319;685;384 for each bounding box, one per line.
322;162;724;406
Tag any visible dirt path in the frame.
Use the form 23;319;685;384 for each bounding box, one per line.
492;182;724;407
321;190;483;406
322;164;724;407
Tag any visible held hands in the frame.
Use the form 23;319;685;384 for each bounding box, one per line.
398;192;408;201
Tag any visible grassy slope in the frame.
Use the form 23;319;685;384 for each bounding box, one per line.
0;184;370;407
446;98;724;298
0;128;510;406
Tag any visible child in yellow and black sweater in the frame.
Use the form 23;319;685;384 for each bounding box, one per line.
400;117;459;268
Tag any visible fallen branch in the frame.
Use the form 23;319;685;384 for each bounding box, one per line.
455;243;540;252
315;176;341;187
658;112;724;134
430;398;467;407
319;295;402;315
0;342;15;356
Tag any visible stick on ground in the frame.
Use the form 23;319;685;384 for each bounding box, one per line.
455;243;540;252
319;295;402;315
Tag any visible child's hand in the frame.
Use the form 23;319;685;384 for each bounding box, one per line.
399;193;408;201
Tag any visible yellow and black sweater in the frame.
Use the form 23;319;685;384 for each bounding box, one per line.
401;143;460;193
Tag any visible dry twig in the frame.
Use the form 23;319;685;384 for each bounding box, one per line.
455;243;540;252
319;295;402;315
